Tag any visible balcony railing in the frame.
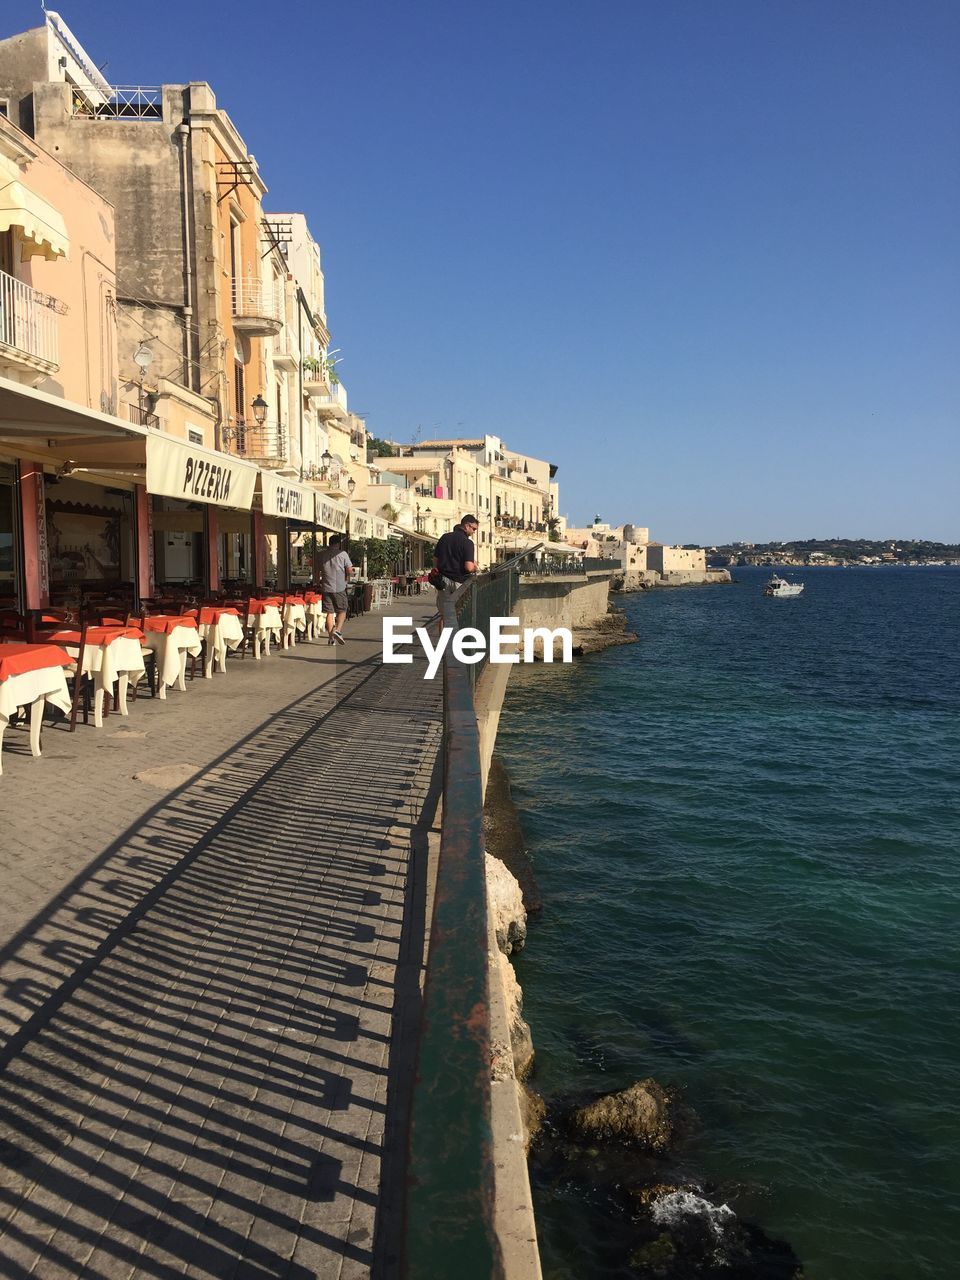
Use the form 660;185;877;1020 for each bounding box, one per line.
231;419;288;462
125;402;159;428
404;555;526;1278
71;85;163;119
231;279;283;330
311;378;348;417
0;268;59;370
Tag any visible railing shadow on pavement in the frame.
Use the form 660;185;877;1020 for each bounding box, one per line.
0;647;444;1278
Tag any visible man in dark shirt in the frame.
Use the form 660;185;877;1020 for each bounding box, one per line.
433;515;479;595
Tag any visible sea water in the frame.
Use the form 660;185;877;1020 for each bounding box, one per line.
496;566;960;1279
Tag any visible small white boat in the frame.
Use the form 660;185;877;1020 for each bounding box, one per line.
763;574;804;598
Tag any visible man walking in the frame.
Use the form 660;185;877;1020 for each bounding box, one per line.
433;514;479;606
317;534;354;644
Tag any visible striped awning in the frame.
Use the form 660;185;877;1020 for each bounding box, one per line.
0;161;70;261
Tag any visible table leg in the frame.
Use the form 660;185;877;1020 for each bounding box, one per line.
94;677;106;729
29;696;45;758
0;713;7;776
216;639;228;673
204;635;215;679
178;651;188;692
263;630;271;657
118;673;130;716
158;680;167;700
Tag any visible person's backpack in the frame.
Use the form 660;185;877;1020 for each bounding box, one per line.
427;567;443;588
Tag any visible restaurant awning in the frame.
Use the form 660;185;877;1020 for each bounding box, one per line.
146;433;258;510
316;494;349;533
350;509;372;538
259;471;316;522
0;163;70;261
393;525;434;544
0;374;145;444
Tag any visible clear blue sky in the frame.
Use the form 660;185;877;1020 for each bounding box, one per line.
11;1;959;542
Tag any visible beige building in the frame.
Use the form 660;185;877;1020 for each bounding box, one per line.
645;544;707;576
397;435;558;566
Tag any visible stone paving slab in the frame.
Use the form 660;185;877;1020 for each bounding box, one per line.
0;602;442;1278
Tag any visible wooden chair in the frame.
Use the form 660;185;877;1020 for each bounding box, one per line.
2;609;28;642
125;611;158;701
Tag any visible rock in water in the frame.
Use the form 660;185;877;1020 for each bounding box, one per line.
569;1078;674;1151
485;853;527;955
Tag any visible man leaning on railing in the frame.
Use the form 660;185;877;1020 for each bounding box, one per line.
430;514;479;607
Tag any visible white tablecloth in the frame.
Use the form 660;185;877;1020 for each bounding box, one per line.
198;612;245;676
74;635;145;689
0;665;71;775
59;634;146;726
281;602;307;647
244;606;282;658
0;665;72;722
143;625;203;695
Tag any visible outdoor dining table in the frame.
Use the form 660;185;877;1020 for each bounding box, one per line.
197;607;244;677
281;597;307;649
244;599;283;659
0;642;73;775
47;625;146;726
142;615;202;698
303;591;324;640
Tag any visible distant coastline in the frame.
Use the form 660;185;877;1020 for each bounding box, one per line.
705;537;960;569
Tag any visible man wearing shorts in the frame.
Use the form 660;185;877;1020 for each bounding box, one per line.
317;534;354;644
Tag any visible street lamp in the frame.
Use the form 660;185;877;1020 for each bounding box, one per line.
133;342;154;418
252;393;268;426
346;476;357;496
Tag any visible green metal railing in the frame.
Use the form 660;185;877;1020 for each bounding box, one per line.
402;552;526;1280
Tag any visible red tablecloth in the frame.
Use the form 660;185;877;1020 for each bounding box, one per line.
304;591;321;604
198;606;241;625
48;626;144;646
286;596;306;607
0;643;73;682
144;615;199;635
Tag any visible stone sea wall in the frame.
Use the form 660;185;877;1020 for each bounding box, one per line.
472;567;627;1277
613;567;732;592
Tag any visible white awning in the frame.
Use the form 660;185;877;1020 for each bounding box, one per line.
0;168;69;261
259;472;316;521
316;494;349;532
350;509;372;538
146;434;258;510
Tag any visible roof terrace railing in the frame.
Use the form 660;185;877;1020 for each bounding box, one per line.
402;550;528;1279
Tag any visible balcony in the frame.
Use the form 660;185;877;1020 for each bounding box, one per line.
230;419;289;466
273;330;299;373
309;377;348;420
0;268;59;378
231;279;283;337
125;402;159;429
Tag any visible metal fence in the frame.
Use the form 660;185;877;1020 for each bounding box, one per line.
402;554;526;1280
0;268;59;367
515;554;616;576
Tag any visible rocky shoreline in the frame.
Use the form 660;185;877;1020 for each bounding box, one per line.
573;602;639;654
484;756;806;1279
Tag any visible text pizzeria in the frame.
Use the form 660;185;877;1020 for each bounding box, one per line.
182;457;234;503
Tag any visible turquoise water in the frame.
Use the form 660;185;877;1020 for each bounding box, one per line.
497;567;960;1279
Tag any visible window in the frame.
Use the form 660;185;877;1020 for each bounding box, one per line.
230;220;242;283
0;100;9;120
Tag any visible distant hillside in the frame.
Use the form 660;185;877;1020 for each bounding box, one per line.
705;539;960;566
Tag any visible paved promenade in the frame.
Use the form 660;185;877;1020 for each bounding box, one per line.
0;601;441;1279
